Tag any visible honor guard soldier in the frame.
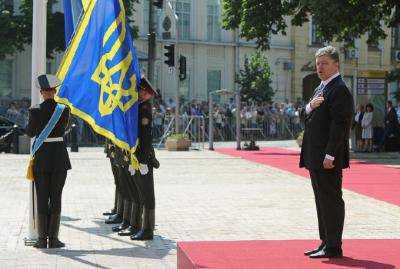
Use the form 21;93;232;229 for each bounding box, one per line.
103;140;122;220
130;76;159;241
25;74;71;248
113;148;144;236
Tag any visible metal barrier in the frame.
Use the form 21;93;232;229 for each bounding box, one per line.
156;115;206;150
61;113;303;148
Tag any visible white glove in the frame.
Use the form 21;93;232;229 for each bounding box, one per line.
139;163;149;175
128;165;136;175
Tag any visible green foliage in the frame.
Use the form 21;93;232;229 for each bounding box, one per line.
387;68;400;82
0;0;28;60
0;0;139;60
222;0;400;50
236;51;274;103
387;69;400;101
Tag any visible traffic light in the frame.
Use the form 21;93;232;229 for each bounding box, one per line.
153;0;163;8
179;55;187;81
164;44;175;67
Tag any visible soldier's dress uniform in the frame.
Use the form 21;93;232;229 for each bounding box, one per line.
131;100;158;240
109;147;142;233
104;141;124;223
26;97;71;248
113;149;144;236
105;76;159;240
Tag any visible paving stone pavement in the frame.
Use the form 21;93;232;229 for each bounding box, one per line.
0;142;399;268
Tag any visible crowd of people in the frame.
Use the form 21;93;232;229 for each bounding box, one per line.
152;96;304;142
1;95;400;152
0;98;30;127
353;100;400;152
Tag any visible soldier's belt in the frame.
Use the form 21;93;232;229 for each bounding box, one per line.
44;137;64;142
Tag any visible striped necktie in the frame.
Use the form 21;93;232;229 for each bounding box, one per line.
312;83;326;99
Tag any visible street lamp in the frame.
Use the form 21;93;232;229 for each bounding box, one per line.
208;89;235;150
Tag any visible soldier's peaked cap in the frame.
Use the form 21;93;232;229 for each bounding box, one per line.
35;74;61;90
140;75;158;96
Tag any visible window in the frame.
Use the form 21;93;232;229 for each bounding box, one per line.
366;31;381;51
392;25;400;49
174;0;191;40
310;17;323;45
0;60;13;98
207;0;221;42
207;70;221;101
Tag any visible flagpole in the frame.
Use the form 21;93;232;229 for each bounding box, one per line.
25;0;47;246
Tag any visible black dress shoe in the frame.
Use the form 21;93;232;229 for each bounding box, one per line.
309;247;343;259
48;238;65;248
130;229;153;241
118;226;140;236
105;214;122;224
102;209;116;216
112;221;129;232
304;242;325;256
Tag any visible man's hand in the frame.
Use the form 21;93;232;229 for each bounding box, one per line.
310;96;324;110
323;158;335;169
139;164;149;175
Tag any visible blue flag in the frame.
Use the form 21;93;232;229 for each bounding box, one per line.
63;0;84;46
56;0;141;168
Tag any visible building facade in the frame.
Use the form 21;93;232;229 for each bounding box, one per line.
1;0;400;106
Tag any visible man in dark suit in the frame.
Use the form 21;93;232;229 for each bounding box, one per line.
379;100;399;151
300;46;354;258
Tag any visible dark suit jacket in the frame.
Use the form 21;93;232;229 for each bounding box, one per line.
300;75;354;171
25;99;72;173
385;108;399;136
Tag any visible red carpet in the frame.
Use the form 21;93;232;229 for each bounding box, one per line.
177;239;400;269
216;147;400;206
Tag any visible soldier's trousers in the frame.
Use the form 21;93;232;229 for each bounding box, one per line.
112;163;141;206
136;168;155;210
34;171;67;215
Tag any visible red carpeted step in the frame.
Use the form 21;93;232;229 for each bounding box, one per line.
216;147;400;206
178;239;400;269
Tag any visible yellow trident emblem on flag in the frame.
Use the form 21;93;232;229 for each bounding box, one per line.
91;9;138;117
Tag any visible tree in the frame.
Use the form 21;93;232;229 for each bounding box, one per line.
387;69;400;101
0;0;28;60
236;51;274;103
221;0;400;50
0;0;139;60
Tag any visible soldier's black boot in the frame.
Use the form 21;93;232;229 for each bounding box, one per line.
112;200;131;232
131;208;154;241
105;195;123;224
48;214;65;248
119;203;142;236
33;214;48;248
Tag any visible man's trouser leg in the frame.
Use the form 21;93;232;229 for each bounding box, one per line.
313;169;344;249
131;168;155;241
